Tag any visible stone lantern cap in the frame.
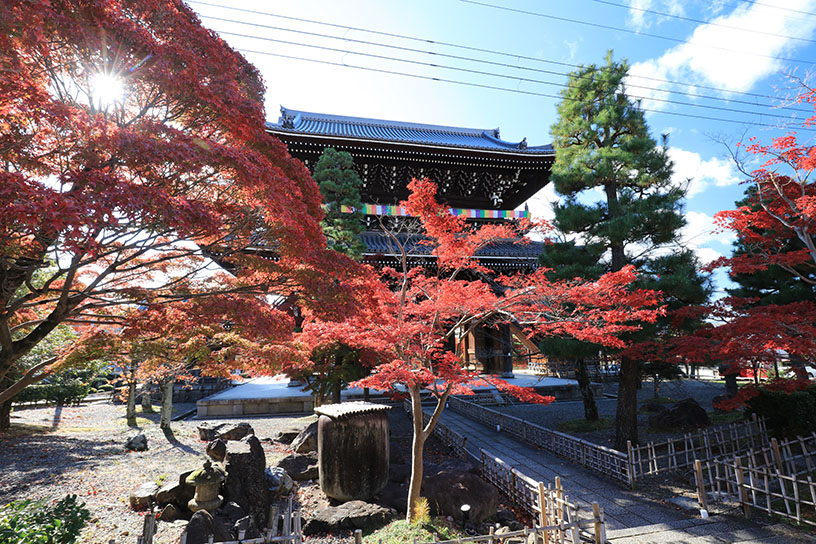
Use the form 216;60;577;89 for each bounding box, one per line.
314;401;391;420
186;459;226;485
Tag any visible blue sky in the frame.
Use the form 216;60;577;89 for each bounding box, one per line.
189;0;816;295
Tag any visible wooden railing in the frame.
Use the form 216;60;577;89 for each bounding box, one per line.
628;414;768;479
446;395;633;485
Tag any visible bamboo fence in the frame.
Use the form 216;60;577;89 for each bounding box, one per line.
628;414;768;478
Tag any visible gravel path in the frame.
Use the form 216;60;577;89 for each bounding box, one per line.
0;402;315;543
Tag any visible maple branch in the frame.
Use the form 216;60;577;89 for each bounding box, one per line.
422;382;452;441
0;356;57;405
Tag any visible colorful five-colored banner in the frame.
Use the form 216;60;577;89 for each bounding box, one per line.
339;203;528;219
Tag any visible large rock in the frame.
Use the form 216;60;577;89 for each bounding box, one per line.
649;398;710;430
206;439;227;462
273;429;301;445
224;435;269;527
155;481;195;507
185;510;232;544
265;467;294;498
290;422;317;453
302;501;394;535
218;422;254;442
277;452;319;481
158;503;183;522
376;481;408;513
388;463;411;484
197;423;225;442
125;433;148;452
423;469;498;523
129;482;159;511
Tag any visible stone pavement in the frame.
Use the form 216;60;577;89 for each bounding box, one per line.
435;408;814;543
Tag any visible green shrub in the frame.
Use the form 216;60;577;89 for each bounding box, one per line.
745;386;816;439
97;384;114;392
0;494;90;544
15;381;90;406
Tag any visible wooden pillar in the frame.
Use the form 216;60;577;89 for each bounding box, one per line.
500;324;514;378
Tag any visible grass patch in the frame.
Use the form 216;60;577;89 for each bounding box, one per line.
557;417;614;433
709;411;745;426
364;518;460;544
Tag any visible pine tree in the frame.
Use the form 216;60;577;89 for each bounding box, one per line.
550;51;687;450
314;147;366;259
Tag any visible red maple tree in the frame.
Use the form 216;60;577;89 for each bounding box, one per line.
298;178;664;521
0;0;357;406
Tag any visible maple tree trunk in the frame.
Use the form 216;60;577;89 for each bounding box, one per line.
141;384;153;412
159;378;173;429
331;380;341;404
0;399;11;430
575;359;598;421
126;382;137;423
614;357;639;451
406;386;425;523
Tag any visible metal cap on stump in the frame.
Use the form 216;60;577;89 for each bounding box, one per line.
315;401;390;501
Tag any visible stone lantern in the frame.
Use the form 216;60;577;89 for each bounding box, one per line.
315;401;390;501
186;459;226;514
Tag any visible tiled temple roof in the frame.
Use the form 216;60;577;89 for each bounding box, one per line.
360;231;543;260
267;107;553;155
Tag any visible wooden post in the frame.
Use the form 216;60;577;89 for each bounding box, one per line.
734;457;751;519
592;503;603;544
771;438;784;473
694;460;708;514
355;529;363;544
626;440;636;489
180;533;187;544
141;513;155;544
538;481;550;544
268;505;278;530
488;525;495;544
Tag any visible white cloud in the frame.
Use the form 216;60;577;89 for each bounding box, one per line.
668;147;740;197
681;210;736;264
629;0;816;106
627;0;685;31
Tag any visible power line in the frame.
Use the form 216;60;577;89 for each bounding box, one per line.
212;27;803;122
735;0;816;19
198;12;811;116
589;0;816;45
187;0;801;103
459;0;816;66
234;47;815;132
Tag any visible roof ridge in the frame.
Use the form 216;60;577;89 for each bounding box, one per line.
279;106;491;137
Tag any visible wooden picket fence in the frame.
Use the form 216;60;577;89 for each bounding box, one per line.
124;498;302;544
694;433;816;527
405;400;607;543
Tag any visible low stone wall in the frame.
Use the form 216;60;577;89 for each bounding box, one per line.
197;396;315;417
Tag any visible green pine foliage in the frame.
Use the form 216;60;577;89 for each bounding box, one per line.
314;147;366;259
549;51;683;272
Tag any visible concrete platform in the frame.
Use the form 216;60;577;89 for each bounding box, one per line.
195;373;597;418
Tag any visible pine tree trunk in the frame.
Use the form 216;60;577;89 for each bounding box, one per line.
159;378;173;429
406;386;425;522
0;399;11;430
331;380;341;404
614;357;639;451
575;359;598;421
604;182;626;273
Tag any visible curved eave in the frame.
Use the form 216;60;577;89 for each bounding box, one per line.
266;126;555;161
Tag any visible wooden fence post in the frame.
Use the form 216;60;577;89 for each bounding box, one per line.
626;440;636;489
771;438;784;473
734;457;751;519
592;503;603;544
141;512;155;544
538;481;549;544
694;460;708;515
354;529;363;544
